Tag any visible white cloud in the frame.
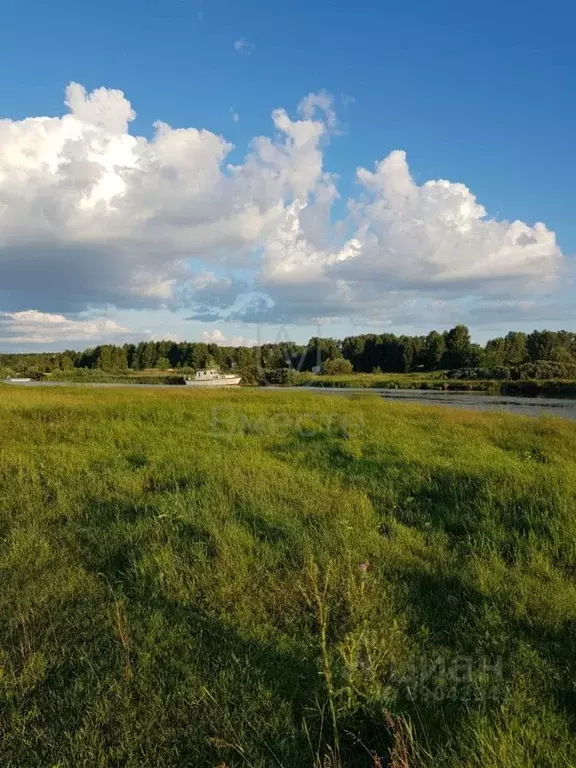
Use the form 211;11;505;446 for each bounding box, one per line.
244;150;563;324
64;82;136;134
230;108;240;123
0;310;129;344
233;38;254;54
0;82;327;318
200;328;259;346
298;91;339;133
0;82;567;341
348;150;560;289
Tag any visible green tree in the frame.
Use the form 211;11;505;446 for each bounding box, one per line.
140;342;156;370
468;343;485;367
444;325;472;369
424;331;446;370
342;336;366;371
111;346;128;370
156;356;170;370
322;358;353;375
484;337;506;367
95;346;114;371
302;337;342;370
502;332;527;366
59;352;75;371
527;330;556;361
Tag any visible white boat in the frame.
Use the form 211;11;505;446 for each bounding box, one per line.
185;369;241;387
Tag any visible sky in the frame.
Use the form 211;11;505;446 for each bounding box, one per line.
0;0;575;350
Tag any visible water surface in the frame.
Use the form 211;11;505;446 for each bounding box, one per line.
275;386;576;421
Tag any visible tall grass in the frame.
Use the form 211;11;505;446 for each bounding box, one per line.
1;386;575;766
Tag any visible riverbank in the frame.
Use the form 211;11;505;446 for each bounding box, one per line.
295;372;576;396
8;379;576;420
10;369;576;398
1;386;576;767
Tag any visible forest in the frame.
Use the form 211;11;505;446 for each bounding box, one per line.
2;326;576;378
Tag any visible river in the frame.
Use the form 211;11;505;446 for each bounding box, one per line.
278;387;576;421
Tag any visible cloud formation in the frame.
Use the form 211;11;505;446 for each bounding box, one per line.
0;82;566;342
249;150;563;323
200;328;259;347
0;83;328;316
0;310;128;345
298;90;339;133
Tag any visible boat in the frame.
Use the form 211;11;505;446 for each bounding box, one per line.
184;369;241;387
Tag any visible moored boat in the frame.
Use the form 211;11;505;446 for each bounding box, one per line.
184;369;241;387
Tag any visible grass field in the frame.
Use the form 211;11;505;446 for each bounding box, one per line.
1;386;576;767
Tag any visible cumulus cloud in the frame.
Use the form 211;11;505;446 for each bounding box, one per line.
200;328;259;346
348;150;560;290
0;81;327;318
0;82;567;341
245;150;563;323
0;310;128;344
298;91;339;133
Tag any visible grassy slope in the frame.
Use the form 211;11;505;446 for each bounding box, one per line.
1;386;576;767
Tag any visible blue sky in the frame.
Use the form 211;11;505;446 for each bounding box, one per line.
0;0;574;349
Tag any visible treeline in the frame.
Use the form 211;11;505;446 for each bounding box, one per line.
2;327;576;376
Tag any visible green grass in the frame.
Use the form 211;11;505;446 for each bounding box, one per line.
1;386;576;767
45;369;186;384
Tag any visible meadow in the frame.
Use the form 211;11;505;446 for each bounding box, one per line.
1;385;576;767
